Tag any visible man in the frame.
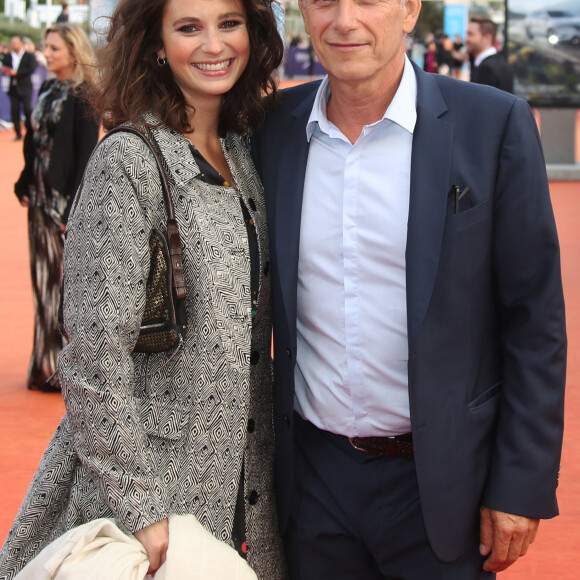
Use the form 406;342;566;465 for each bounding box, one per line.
1;36;37;141
465;18;514;93
56;3;70;23
253;0;566;578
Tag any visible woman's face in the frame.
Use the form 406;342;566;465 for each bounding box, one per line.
44;32;76;81
157;0;250;108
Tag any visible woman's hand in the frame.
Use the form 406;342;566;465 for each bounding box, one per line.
134;518;169;576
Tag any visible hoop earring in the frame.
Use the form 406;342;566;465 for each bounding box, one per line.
157;56;167;67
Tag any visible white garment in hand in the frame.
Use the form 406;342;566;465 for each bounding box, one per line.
155;514;257;580
15;514;257;579
14;518;149;579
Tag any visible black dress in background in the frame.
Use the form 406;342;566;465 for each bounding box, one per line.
15;79;99;390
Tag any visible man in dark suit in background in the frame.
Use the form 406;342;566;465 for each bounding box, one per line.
1;35;37;140
466;18;514;93
253;0;565;578
56;3;70;23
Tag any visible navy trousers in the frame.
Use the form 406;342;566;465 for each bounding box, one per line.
284;413;494;580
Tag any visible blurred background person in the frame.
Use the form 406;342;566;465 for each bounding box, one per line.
465;18;514;93
13;23;99;391
23;36;48;68
56;3;70;23
451;33;466;79
423;40;438;74
1;35;37;141
437;34;454;76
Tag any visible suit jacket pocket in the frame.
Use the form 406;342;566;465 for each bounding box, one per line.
445;199;490;234
139;395;192;441
468;381;502;412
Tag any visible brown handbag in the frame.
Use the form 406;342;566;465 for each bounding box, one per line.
114;126;188;353
57;125;188;356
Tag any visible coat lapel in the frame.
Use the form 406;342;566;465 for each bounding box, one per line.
274;92;316;336
406;66;453;349
273;72;451;351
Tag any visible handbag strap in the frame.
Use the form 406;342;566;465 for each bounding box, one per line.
105;125;187;300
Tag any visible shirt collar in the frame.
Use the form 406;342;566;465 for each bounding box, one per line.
474;46;497;67
306;55;418;142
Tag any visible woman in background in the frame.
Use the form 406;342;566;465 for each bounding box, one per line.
424;40;438;74
0;0;285;578
451;33;466;79
14;23;99;391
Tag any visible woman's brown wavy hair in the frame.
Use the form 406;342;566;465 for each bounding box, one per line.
91;0;284;134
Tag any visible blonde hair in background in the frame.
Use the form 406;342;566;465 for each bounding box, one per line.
44;23;96;88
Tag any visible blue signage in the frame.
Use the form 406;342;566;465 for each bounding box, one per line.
444;5;468;38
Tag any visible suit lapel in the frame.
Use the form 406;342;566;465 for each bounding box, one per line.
273;72;452;351
274;92;316;337
406;67;453;349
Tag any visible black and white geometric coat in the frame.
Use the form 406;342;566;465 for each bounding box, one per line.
0;115;286;579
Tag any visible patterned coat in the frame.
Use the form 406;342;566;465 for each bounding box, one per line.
0;118;286;579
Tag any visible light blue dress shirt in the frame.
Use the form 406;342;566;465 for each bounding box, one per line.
295;57;417;437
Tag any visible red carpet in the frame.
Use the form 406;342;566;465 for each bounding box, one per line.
1;112;579;577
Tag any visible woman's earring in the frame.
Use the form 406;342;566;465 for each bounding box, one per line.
157;56;167;67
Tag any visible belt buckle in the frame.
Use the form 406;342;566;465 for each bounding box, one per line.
348;437;368;453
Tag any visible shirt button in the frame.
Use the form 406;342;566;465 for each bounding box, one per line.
248;490;259;505
247;418;255;433
250;351;260;365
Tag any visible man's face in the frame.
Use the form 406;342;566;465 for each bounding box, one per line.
465;22;489;57
10;37;23;53
299;0;421;88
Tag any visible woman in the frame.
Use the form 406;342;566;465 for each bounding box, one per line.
451;33;466;79
437;35;455;76
0;0;285;578
424;40;438;74
14;23;99;391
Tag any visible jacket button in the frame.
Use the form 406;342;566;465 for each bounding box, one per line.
283;415;290;427
286;348;292;358
247;418;255;433
250;351;260;365
248;490;259;505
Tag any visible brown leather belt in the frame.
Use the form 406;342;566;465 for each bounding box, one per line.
349;433;414;459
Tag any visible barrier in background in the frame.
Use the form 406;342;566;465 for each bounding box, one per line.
284;46;326;78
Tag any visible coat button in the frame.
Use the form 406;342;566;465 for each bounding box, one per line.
247;418;255;433
248;490;259;505
286;348;292;359
283;415;290;427
250;351;260;365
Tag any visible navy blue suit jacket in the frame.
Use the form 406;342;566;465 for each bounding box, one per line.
253;64;566;562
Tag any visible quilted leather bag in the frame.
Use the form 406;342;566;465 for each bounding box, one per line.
108;126;188;353
56;125;187;356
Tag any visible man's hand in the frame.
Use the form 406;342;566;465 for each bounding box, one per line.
134;518;169;576
480;506;540;573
